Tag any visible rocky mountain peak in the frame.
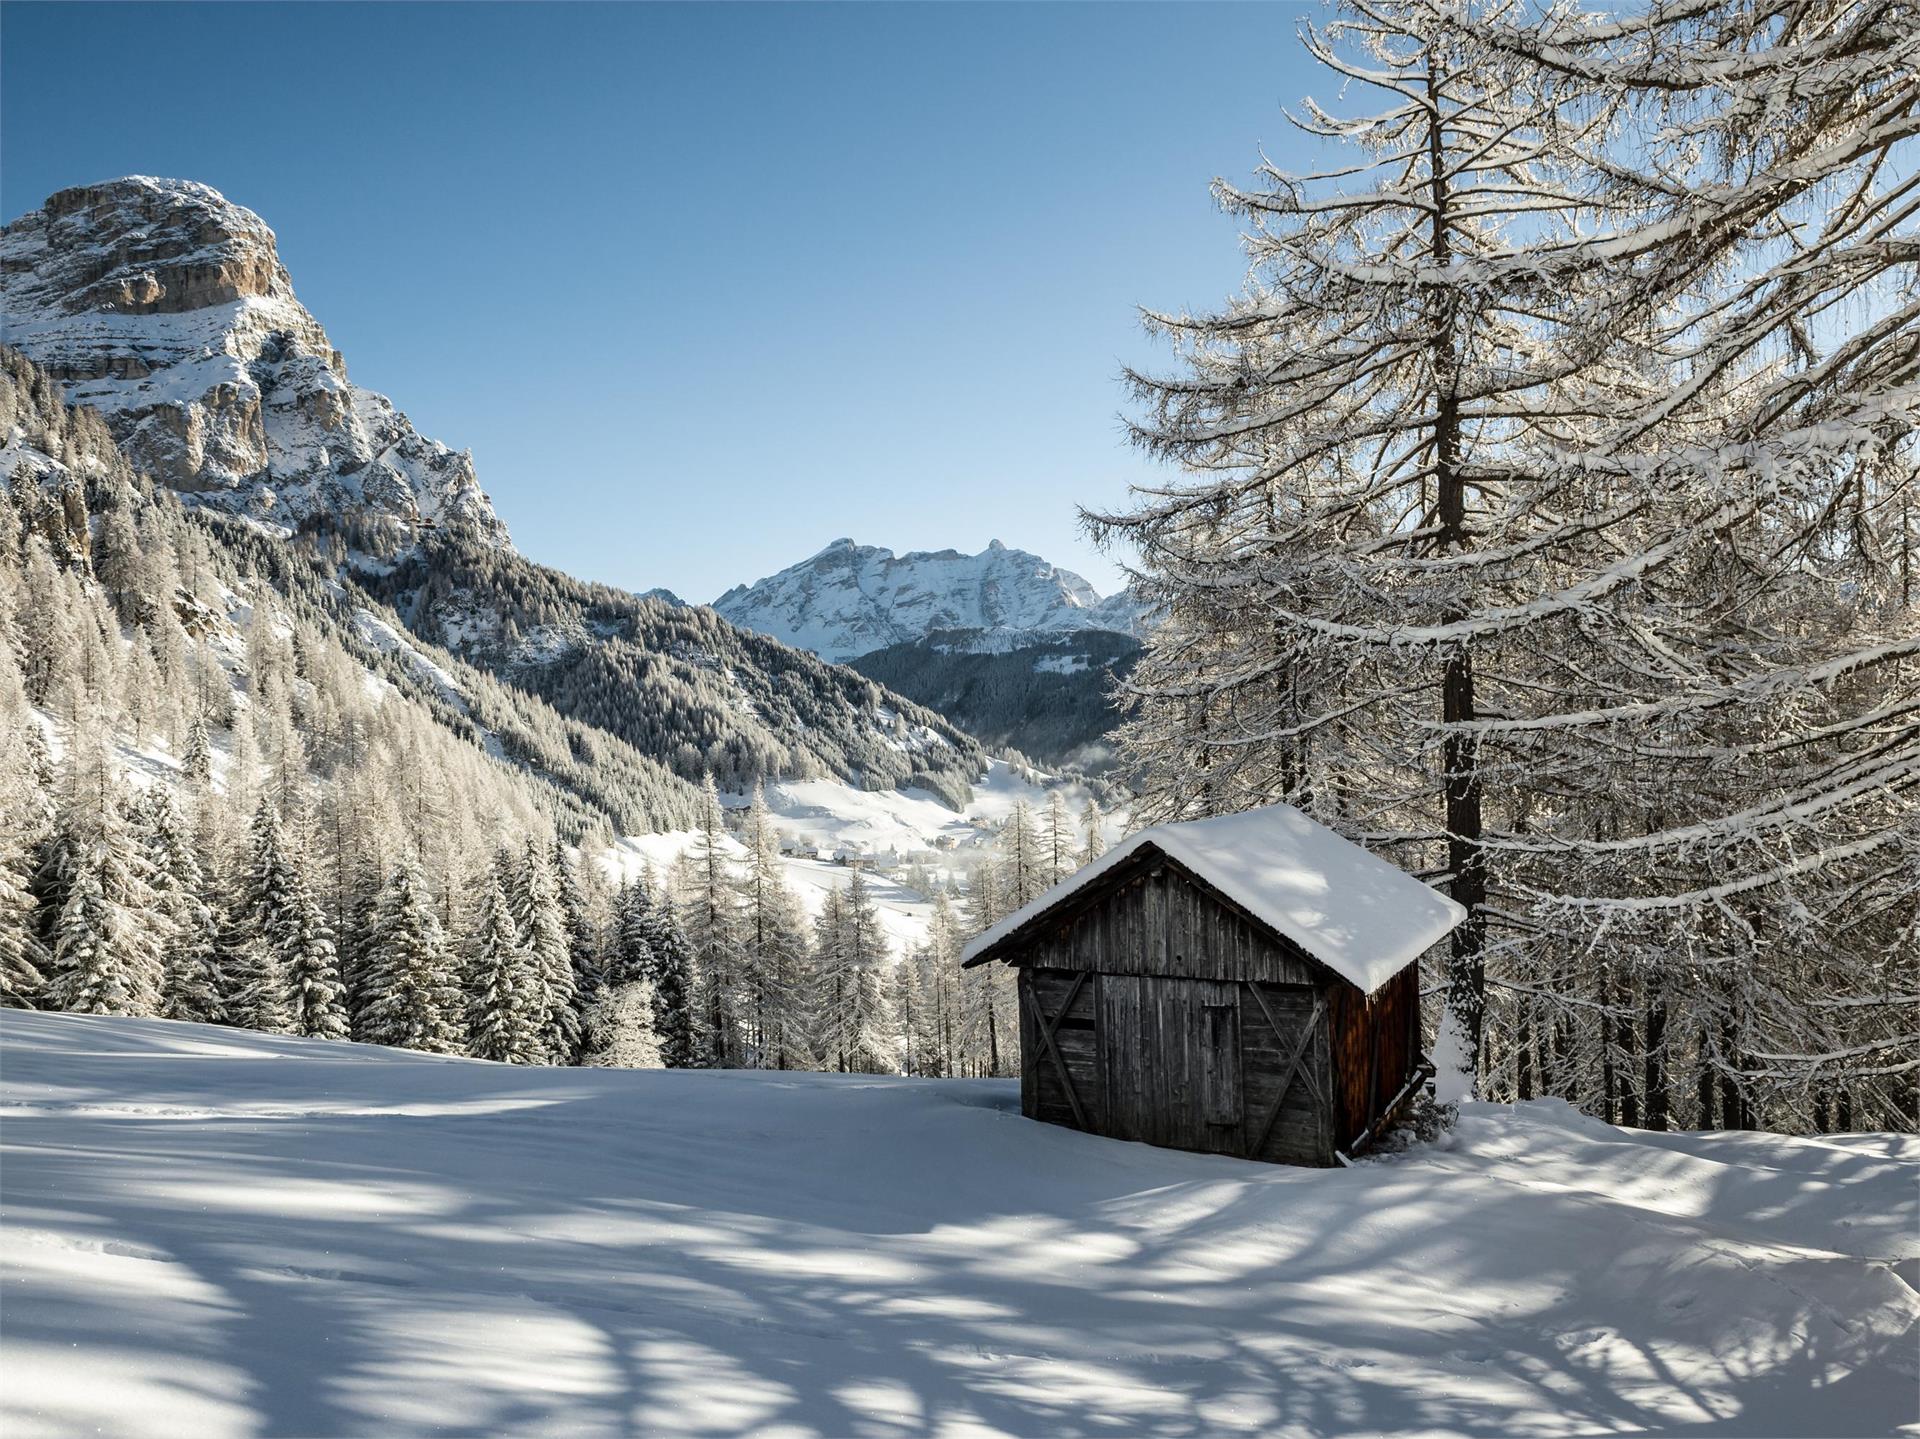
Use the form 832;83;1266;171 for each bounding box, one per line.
24;176;299;318
713;538;1144;663
2;176;508;549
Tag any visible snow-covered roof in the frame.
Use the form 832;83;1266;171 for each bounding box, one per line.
961;803;1466;995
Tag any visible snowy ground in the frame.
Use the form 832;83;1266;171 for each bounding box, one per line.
3;1014;1914;1439
727;761;1116;863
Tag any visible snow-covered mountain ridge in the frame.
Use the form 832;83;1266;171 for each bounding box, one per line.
1;177;508;548
3;180;990;802
714;537;1143;663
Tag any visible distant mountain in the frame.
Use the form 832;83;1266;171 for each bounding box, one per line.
2;179;987;804
713;537;1143;664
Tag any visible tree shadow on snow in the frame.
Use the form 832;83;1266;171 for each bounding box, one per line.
3;1016;1915;1438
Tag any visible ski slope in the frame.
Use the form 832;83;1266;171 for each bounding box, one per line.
3;1013;1914;1438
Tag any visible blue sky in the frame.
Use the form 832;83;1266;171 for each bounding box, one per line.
2;2;1328;601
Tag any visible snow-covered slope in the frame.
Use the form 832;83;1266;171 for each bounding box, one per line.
1;177;508;547
714;537;1143;663
5;1012;1914;1439
600;760;1119;955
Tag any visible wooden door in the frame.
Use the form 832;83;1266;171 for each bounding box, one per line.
1199;984;1243;1151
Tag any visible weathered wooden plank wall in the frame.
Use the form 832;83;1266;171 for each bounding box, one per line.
1008;863;1318;986
1327;963;1420;1149
1027;966;1335;1164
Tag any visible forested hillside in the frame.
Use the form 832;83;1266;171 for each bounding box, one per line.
0;346;723;1056
849;629;1140;770
366;539;987;801
0;344;1097;1077
0;176;990;809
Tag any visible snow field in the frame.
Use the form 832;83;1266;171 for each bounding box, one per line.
3;1012;1914;1438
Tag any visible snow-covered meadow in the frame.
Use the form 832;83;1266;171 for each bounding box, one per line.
4;1012;1913;1438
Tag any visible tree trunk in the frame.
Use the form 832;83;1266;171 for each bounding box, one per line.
1425;64;1487;1075
1643;986;1668;1131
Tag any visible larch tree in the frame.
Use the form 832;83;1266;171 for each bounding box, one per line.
679;774;742;1067
1091;0;1918;1129
1080;797;1109;863
737;784;811;1069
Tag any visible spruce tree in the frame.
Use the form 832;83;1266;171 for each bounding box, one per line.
245;801;348;1039
552;837;605;1063
638;880;699;1069
0;720;49;1008
358;861;462;1053
180;710;213;786
131;787;222;1023
467;873;544;1063
512;838;577;1063
41;727;165;1016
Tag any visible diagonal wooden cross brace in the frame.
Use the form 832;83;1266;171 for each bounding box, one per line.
1242;987;1324;1160
1025;971;1090;1131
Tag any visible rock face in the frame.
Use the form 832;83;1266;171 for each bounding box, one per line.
713;537;1144;663
1;177;507;546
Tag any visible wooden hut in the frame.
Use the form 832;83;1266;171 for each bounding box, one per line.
961;803;1464;1166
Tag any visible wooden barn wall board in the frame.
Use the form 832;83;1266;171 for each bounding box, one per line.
1013;864;1319;986
1327;964;1420;1148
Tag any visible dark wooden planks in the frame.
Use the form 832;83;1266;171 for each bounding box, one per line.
1326;963;1421;1150
1010;862;1319;987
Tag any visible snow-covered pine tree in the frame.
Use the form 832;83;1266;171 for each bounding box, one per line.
511;837;577;1064
130;786;223;1023
813;868;898;1073
244;800;348;1039
578;878;661;1067
180;709;213;786
0;799;46;1007
640;879;700;1069
466;871;544;1064
551;837;606;1063
40;718;166;1016
0;712;50;1008
222;927;292;1034
358;861;462;1053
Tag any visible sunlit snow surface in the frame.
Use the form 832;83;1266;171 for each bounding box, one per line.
3;1013;1914;1438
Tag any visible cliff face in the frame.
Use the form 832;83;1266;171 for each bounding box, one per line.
1;177;508;546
